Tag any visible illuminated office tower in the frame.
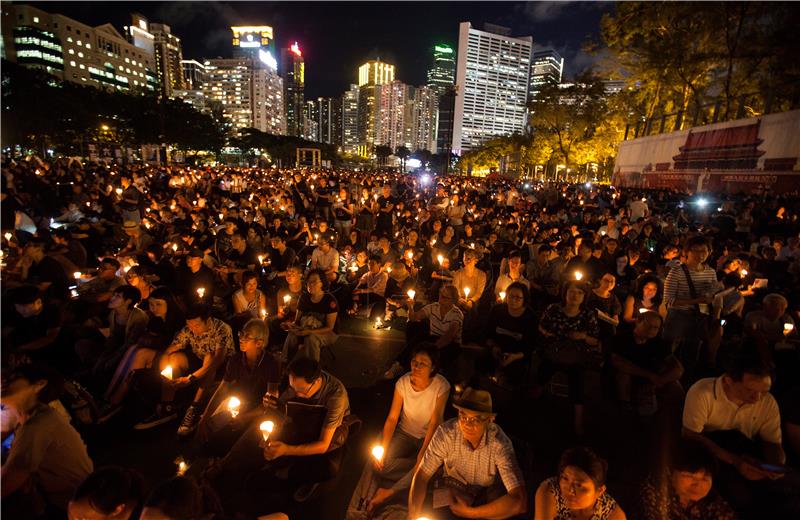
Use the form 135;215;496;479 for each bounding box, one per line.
341;84;360;153
426;43;455;96
148;22;184;97
280;42;305;136
180;59;206;90
1;4;158;92
317;97;342;146
409;85;438;152
304;100;319;141
202;58;252;132
253;67;284;135
451;22;532;154
357;59;395;152
528;48;563;101
377;80;409;152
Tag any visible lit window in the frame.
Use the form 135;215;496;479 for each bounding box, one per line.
79;64;85;69
70;60;76;66
78;52;83;58
33;16;39;23
77;40;82;46
68;49;74;54
86;43;91;49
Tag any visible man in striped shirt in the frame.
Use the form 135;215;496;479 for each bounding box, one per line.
663;236;723;374
408;388;527;519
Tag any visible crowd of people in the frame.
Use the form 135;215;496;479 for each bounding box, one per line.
1;155;799;519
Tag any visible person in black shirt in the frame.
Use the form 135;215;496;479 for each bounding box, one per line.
176;249;217;308
219;233;259;287
375;184;396;236
611;311;684;418
20;238;70;302
266;234;297;278
3;284;64;368
281;269;339;362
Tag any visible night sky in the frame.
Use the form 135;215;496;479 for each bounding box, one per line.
26;1;613;98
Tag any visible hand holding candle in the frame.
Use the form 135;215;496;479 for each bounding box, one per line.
259;420;275;443
463;287;471;299
574;271;584;281
227;396;241;418
499;291;506;302
785;323;795;336
407;289;416;300
197;287;206;299
160;365;173;380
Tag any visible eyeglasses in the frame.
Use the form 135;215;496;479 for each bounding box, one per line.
237;332;260;342
458;411;489;426
410;360;432;369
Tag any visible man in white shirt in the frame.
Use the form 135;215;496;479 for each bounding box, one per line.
309;238;339;282
682;348;792;514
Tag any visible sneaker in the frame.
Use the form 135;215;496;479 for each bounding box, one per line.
133;404;177;430
382;361;404;380
292;482;320;502
177;405;201;437
96;401;123;424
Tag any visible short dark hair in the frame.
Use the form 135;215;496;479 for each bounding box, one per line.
559;280;589;307
143;476;220;519
685;235;710;251
185;302;212;321
505;281;530;307
114;285;141;307
7;364;65;403
725;345;774;381
671;439;718;477
558;446;608;488
306;268;329;291
241;270;259;287
409;342;439;374
72;466;145;515
287;356;322;383
101;257;121;271
10;284;42;305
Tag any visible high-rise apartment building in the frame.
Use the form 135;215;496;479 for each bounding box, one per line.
149;22;184;98
253;67;284;135
181;59;207;90
341;84;360;154
528;48;563;101
409;85;438;152
436;85;457;156
426;44;456;96
1;4;158;93
231;25;276;67
452;22;532;154
303;100;319;141
202;58;253;132
377;80;409;152
357;60;396;153
316;97;342;146
280;42;305;137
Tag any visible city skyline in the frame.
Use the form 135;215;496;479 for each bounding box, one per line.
24;1;612;98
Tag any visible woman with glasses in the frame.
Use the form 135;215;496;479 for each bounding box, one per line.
534;446;625;520
124;265;155;310
367;344;450;513
195;319;280;452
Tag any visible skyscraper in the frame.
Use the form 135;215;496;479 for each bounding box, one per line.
304;100;319;141
341;84;360;154
252;67;284;135
280;42;305;137
452;22;532;155
202;58;253;132
149;22;184;98
409;85;438;152
528;48;563;101
231;25;276;67
377;80;409;152
317;97;342;146
426;44;456;96
181;59;207;90
357;59;396;153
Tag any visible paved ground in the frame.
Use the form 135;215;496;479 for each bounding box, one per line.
84;315;661;519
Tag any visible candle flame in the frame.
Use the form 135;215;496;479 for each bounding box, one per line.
464;287;471;298
73;271;82;279
407;289;416;299
499;291;506;301
371;445;384;461
574;271;584;281
160;365;173;380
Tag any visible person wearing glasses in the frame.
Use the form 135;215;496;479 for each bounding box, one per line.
407;388;527;520
367;344;450;513
195;319;280;451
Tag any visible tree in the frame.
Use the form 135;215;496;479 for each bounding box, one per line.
374;145;392;167
395;146;411;171
412;148;433;170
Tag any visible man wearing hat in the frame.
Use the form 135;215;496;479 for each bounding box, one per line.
408;388;527;519
119;220;153;258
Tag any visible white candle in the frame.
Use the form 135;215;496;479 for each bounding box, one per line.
464;287;471;298
260;309;267;319
4;232;12;241
499;291;506;301
283;294;291;304
407;289;416;300
172;243;178;252
197;287;205;298
228;396;241;418
176;459;188;476
160;365;173;380
785;323;795;335
371;445;384;462
437;254;444;265
73;271;82;280
639;308;649;314
574;271;584;281
259;420;275;442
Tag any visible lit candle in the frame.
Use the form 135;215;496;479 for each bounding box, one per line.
3;232;12;241
371;445;384;462
73;271;82;280
499;291;506;301
574;271;584;281
227;396;241;418
259;420;275;442
160;365;173;380
260;309;267;319
176;458;188;476
258;255;264;264
407;289;416;300
431;238;437;246
464;287;471;299
406;250;414;260
172;243;178;252
375;317;383;328
785;323;795;335
283;294;291;305
197;287;206;298
437;254;444;265
639;308;649;314
740;269;748;277
115;188;123;195
218;213;224;220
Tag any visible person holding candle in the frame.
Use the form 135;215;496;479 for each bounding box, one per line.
4;284;65;368
367;344;450;513
452;249;487;316
232;271;267;320
494;248;530;300
743;293;796;367
195;319;280;451
175;249;216;309
348;255;388;319
134;303;234;436
536;280;601;436
383;262;415;322
622;274;667;324
309;237;340;284
281;268;339;363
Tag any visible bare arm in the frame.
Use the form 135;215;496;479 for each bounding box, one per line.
380;388;404;461
459;485;527;520
407;468;433;519
283;425;337;456
418;390;448;463
533;480;556;520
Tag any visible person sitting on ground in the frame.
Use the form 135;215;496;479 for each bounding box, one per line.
452;249;487;316
349;254;388;319
232;270;268;320
76;257;125;304
208;357;351;506
407;387;527;520
622;273;667;324
134;303;234;437
637;439;736;520
1;364;94;517
68;466;145;520
367;344;450;513
309;237;340;283
534;446;625;520
682;347;792;516
743;293;796;365
611;311;684;419
495;248;530;298
196;319;280;451
382;261;414;322
123;266;155;310
3;284;64;368
139;476;223;520
281;268;339;362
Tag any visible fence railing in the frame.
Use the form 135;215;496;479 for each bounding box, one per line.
623;87;800;140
